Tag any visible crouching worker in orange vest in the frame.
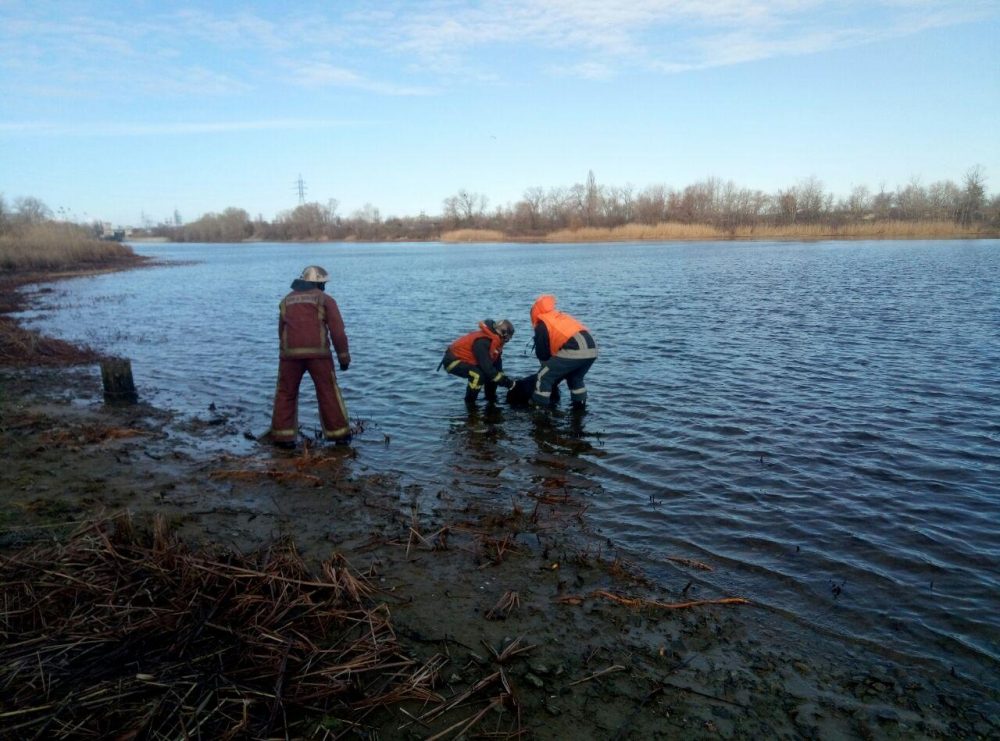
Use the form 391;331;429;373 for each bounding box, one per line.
441;319;515;407
269;266;352;448
530;294;598;409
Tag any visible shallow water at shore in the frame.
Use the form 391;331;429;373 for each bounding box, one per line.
19;238;1000;687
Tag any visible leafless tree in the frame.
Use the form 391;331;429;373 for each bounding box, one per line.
634;184;668;225
957;165;987;225
842;185;871;220
584;170;600;226
927;180;961;220
442;189;488;228
895;177;928;220
603;183;635;227
14;196;51;225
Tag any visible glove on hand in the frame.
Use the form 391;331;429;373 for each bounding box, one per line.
500;376;515;389
339;354;351;372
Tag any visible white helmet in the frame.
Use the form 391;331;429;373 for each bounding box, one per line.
300;265;329;282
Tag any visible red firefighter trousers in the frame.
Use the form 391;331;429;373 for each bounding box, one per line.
270;356;350;442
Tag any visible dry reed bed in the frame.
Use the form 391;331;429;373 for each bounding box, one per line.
730;219;978;239
549;220;986;241
440;228;507;242
546;223;723;241
443;220;987;243
0;224;134;273
0;317;102;366
0;514;493;739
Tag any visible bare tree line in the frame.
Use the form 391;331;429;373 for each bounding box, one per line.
438;168;995;234
3;167;997;244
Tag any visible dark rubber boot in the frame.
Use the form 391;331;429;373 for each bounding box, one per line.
464;386;480;408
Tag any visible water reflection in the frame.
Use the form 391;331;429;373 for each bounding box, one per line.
530;406;599;457
448;403;510;456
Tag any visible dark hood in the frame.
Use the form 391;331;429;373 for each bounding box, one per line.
291;279;325;291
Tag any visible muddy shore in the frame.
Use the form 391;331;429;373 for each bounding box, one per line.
1;269;998;739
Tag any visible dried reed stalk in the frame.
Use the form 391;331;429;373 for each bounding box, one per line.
589;590;750;610
665;556;714;571
0;513;492;739
485;591;520;621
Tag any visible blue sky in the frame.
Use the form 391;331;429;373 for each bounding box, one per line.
2;0;998;227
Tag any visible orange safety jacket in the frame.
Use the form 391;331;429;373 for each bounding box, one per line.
278;289;350;363
530;294;587;355
448;322;504;366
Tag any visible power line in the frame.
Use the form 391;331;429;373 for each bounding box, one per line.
294;174;307;205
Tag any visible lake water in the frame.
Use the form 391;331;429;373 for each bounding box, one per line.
20;239;1000;685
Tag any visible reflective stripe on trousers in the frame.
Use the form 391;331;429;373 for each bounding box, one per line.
270;356;350;441
533;354;596;405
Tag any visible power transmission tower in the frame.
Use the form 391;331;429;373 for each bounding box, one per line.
295;174;307;205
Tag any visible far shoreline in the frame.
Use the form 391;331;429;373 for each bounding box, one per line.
127;229;1000;246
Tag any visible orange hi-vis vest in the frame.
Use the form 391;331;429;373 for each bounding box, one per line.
530;294;587;354
448;322;503;366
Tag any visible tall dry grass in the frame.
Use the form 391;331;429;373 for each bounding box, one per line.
0;223;135;273
545;223;725;242
546;220;987;243
440;228;507;242
731;220;981;239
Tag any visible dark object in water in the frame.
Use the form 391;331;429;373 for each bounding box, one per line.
100;357;138;404
506;373;561;407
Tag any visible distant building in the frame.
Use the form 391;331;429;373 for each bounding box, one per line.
100;222;126;241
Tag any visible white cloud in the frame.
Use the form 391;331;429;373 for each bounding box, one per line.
551;61;616;80
288;61;434;95
0;119;362;137
380;0;998;77
0;0;995;95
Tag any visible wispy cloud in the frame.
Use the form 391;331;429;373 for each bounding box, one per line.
0;0;995;96
0;119;362;137
382;0;999;77
550;61;616;81
288;61;434;95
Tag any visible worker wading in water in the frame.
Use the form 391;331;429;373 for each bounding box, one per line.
441;319;515;407
530;294;597;409
269;266;352;447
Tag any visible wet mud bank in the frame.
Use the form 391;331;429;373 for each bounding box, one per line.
1;271;998;738
1;366;998;739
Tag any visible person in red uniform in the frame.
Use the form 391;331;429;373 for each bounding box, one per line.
441;319;515;406
530;294;597;409
269;265;352;447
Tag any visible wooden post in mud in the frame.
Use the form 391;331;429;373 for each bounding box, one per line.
100;357;138;404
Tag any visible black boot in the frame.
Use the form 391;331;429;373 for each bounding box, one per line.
464;386;480;408
484;382;499;405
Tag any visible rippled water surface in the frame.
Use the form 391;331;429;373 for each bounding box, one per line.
22;239;1000;683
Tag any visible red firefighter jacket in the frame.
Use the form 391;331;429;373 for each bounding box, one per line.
278;289;350;364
